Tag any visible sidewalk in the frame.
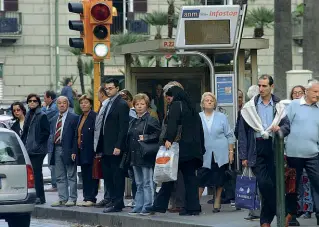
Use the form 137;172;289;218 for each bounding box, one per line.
32;189;318;227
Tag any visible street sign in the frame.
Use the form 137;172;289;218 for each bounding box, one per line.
175;5;241;49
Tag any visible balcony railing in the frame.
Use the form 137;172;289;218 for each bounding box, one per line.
111;12;149;35
0;11;22;37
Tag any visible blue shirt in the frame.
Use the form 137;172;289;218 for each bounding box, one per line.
255;96;274;138
286;97;319;158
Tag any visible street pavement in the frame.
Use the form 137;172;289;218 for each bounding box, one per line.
33;186;319;227
0;218;91;227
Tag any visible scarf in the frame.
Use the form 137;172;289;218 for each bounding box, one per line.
240;96;286;139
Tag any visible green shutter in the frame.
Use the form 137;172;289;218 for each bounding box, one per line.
0;64;3;79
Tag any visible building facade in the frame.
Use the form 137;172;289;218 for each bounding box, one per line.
0;0;304;100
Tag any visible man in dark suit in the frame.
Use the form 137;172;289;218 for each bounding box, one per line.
49;96;79;207
99;78;129;213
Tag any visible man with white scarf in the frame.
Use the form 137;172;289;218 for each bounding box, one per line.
238;75;290;227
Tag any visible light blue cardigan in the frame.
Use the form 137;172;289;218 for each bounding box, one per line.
199;111;235;168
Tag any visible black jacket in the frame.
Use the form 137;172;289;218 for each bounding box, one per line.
75;110;97;165
127;113;161;168
101;95;129;155
11;120;23;137
164;101;205;169
21;107;50;156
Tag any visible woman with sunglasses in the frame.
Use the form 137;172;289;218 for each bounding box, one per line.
21;93;50;205
10;102;26;137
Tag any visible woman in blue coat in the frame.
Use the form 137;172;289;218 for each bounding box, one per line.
74;95;99;207
197;92;235;213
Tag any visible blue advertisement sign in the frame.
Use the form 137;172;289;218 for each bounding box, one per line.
215;74;234;105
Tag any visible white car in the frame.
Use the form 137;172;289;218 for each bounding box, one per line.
0;128;36;227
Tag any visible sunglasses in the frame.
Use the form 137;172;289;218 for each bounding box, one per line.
13;109;21;113
28;99;38;103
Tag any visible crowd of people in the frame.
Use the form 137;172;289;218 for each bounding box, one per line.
7;75;319;227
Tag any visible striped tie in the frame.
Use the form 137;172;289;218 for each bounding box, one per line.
54;114;63;144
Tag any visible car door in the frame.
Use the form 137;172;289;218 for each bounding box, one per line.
0;129;28;201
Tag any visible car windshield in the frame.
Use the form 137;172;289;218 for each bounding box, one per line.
0;132;25;164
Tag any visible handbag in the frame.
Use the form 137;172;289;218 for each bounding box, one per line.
235;167;259;210
139;117;160;157
285;167;296;193
92;155;103;179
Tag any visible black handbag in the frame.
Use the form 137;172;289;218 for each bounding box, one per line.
139;117;159;157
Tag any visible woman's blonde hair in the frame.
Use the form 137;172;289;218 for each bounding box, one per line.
200;92;217;110
133;93;150;107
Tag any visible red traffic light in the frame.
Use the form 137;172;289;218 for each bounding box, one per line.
91;3;111;21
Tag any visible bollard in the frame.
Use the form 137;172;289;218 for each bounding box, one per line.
275;130;285;227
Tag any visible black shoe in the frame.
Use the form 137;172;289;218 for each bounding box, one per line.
103;206;122;213
288;215;300;226
315;213;319;225
179;209;200;216
35;198;45;205
95;199;112;208
149;206;166;214
212;208;220;213
207;199;214;204
244;215;260;221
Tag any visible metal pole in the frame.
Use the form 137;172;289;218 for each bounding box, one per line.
123;0;127;33
275;130;286;227
176;51;215;94
55;0;60;92
205;0;208;5
93;60;101;112
233;4;247;170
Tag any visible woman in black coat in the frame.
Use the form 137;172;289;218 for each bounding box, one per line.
127;93;161;215
74;95;99;207
152;86;205;216
10;102;26;137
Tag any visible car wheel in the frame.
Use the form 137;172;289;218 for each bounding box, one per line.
7;213;31;227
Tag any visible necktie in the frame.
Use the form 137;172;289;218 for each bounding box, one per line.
54;114;63;144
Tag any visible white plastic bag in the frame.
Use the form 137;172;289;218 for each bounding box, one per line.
153;142;179;184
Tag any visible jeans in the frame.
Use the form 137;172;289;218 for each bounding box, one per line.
81;164;99;203
132;166;154;213
48;152;57;188
29;154;46;202
287;155;319;215
252;139;276;225
55;146;77;202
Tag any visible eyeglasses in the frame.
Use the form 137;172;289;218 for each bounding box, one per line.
13;109;21;113
293;91;304;95
28;99;38;103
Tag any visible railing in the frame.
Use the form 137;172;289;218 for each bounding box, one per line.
275;130;285;227
0;11;22;36
111;12;149;34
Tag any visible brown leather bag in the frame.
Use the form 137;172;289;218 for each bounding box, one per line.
92;156;103;179
285;167;296;193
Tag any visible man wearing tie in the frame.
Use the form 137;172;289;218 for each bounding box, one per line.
50;96;79;207
94;86;111;208
99;78;129;213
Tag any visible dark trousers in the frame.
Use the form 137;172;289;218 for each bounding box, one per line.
153;160;201;212
251;139;276;225
128;167;137;199
101;155;125;209
287;155;319;215
29;154;46;202
81;164;99;203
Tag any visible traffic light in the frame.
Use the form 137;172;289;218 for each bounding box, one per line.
90;0;113;60
68;0;93;55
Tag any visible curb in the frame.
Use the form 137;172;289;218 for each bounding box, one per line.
32;206;211;227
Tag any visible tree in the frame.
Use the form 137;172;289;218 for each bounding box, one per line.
69;48;85;94
142;11;168;40
274;0;292;99
303;0;319;80
245;7;274;38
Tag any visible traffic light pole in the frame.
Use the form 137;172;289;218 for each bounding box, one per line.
93;59;101;112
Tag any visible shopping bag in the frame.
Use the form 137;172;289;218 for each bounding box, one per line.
153;142;179;184
235;167;259;210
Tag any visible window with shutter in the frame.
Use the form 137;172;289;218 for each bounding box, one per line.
4;0;18;11
134;0;147;12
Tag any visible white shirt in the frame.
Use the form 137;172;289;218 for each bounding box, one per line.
56;110;68;137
